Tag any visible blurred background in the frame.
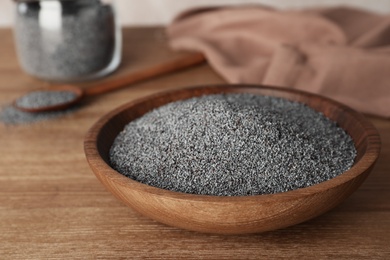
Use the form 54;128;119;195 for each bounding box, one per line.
1;0;390;27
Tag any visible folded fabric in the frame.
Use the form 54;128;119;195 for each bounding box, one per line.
167;6;390;117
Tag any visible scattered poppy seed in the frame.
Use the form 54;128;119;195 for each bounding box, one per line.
0;104;78;125
0;90;79;125
109;93;357;196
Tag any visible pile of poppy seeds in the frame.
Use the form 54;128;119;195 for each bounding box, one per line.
109;93;357;196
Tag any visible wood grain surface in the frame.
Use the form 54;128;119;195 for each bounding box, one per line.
0;28;389;259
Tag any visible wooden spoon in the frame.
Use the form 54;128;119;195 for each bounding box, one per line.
13;53;206;113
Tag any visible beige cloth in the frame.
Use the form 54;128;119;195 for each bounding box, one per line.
167;6;390;117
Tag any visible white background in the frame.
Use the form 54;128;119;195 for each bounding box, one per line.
1;0;389;27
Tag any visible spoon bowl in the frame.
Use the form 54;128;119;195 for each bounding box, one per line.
84;84;381;234
13;85;84;113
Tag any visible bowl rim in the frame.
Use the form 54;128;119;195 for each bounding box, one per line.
84;84;381;203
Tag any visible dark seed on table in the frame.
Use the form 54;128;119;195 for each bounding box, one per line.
0;104;78;125
0;90;78;125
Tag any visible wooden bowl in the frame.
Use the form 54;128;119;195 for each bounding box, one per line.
84;84;380;234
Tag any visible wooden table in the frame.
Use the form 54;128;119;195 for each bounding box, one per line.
1;28;389;259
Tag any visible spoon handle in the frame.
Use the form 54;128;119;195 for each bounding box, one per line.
84;53;206;96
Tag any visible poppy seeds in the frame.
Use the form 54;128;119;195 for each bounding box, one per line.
14;0;116;81
0;104;77;125
0;91;78;125
109;93;357;196
15;90;77;110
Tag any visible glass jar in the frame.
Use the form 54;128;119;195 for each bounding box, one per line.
13;0;122;82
